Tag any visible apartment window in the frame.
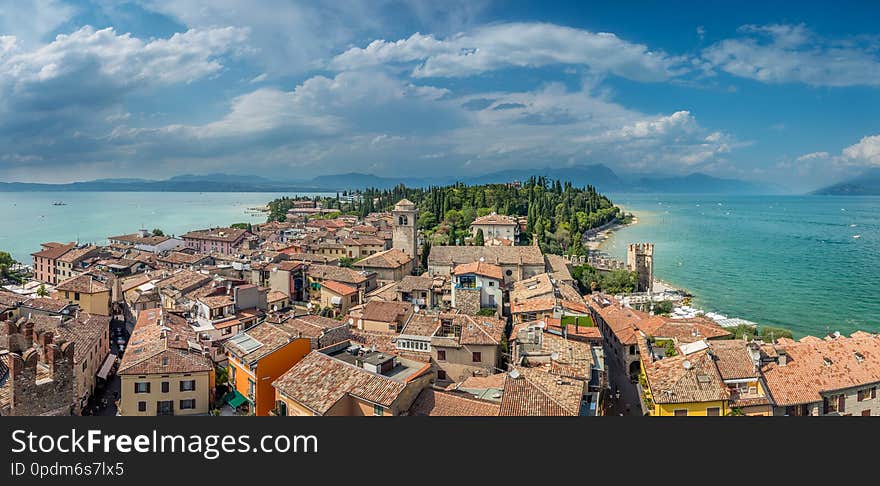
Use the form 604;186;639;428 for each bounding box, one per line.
873;387;877;399
437;350;446;361
437;370;447;380
74;292;80;301
161;382;170;393
134;382;150;394
862;410;871;416
858;389;868;401
137;401;147;412
673;409;688;417
180;380;196;392
229;365;236;385
248;379;256;399
64;291;70;299
472;352;482;363
373;404;383;416
706;407;721;416
180;399;196;410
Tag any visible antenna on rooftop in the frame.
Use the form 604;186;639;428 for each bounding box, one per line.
508;369;520;379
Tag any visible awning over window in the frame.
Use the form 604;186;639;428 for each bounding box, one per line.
96;353;117;380
223;389;249;408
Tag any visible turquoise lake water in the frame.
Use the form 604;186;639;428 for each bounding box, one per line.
0;192;330;263
602;194;880;337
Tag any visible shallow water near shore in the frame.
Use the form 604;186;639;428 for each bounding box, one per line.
602;194;880;338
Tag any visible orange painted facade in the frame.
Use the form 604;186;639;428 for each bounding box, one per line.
228;338;311;416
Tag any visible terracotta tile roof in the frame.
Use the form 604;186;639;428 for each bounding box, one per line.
56;245;98;264
511;273;555;301
645;317;732;343
155;270;212;293
761;332;880;406
408;388;500;416
396;275;434;293
511;297;556;314
225;321;300;365
120;273;153;293
321;280;358;297
31;242;75;259
544;254;573;282
447;313;505;346
347;329;400;356
453;261;503;280
641;338;729;405
360;301;412;323
159;251;210;265
107;233;171;246
0;291;24;310
267;290;288;303
308;264;372;285
272;351;406;415
539;332;594;381
53;313;110;363
55;274;109;294
181;227;249;243
708;340;759;380
428;245;544;267
20;297;73;313
198;294;233;309
365;282;399;301
399;313;441;337
355;248;413;269
499;367;584;416
459;373;507;390
471;212;518;226
270;314;347;340
119;309;212;375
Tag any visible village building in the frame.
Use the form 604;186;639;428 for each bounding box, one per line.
427;245;545;285
271;341;432;416
509;273;589;325
108;230;184;253
470;212;520;243
53;274;111;316
451;261;503;316
224;321;314;416
31;242;76;284
351;301;414;332
181;227;251;255
396;275;444;309
264;313;350;351
319;280;359;317
429;313;505;383
407;388;500;416
117;309;214;416
761;332;880;416
354;248;414;285
18;297;79;319
55;245;101;281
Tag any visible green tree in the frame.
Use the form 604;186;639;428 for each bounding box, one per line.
654;300;674;316
474;228;485;246
36;284;49;297
0;250;14;278
151;228;165;236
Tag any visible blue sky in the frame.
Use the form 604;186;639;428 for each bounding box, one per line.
1;0;879;192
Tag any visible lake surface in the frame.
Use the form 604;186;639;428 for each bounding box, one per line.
0;192;329;263
602;194;880;337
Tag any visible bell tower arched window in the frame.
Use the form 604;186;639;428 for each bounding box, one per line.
399;215;408;226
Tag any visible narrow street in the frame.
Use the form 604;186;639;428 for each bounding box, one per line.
84;316;130;416
603;348;643;416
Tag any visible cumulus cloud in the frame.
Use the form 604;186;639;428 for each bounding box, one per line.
332;23;689;81
841;135;880;165
702;23;880;87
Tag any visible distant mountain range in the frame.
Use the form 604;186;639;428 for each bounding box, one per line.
811;169;880;195
0;165;781;194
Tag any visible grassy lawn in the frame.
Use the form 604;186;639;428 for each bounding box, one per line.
561;315;594;328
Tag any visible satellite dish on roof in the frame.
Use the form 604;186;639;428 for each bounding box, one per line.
682;360;692;370
551;351;559;360
348;318;354;325
479;256;485;262
508;369;520;379
413;305;420;313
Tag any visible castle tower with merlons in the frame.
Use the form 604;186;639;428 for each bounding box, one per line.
627;243;654;294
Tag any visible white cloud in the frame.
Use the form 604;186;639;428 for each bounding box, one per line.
841;135;880;165
796;151;830;161
332;22;689;81
0;0;77;47
137;0;489;75
702;23;880;87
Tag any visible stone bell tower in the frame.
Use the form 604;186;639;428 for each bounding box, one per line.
627;243;654;294
392;199;418;260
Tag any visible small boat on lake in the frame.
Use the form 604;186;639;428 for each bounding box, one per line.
52;201;67;206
